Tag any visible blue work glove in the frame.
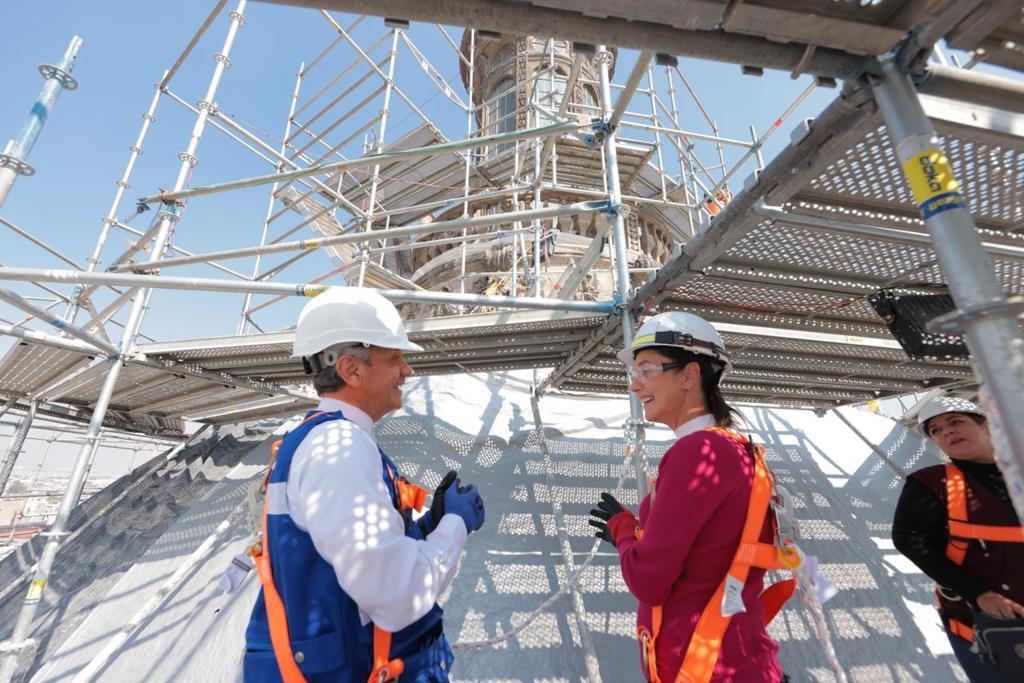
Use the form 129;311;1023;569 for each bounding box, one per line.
444;478;485;533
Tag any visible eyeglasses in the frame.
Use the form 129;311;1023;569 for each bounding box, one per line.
628;361;685;383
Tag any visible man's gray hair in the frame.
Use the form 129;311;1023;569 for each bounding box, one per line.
312;343;372;395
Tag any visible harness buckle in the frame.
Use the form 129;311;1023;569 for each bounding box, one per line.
777;544;804;570
937;585;963;602
371;658;403;683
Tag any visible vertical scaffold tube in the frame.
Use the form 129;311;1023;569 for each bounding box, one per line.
0;36;83;209
0;5;247;680
596;46;649;501
871;60;1024;518
357;29;400;287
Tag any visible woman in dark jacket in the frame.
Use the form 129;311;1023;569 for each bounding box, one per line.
892;395;1024;682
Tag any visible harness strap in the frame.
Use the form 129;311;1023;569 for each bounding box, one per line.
371;629;404;683
940;464;1023;644
251;412;332;683
949;520;1024;543
255;486;307;683
944;463;1024;562
948;617;975;643
945;465;969;565
673;435;776;683
370;458;424;682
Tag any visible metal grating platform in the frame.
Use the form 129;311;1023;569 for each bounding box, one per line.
541;76;1024;405
0;342;95;398
136;309;604;378
803;125;1024;229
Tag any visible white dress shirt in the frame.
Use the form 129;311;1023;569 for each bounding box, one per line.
285;397;468;632
672;413;716;440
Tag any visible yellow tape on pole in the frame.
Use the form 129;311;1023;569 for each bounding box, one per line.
902;149;966;219
301;285;329;297
25;578;45;602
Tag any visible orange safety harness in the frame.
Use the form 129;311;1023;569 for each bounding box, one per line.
941;463;1024;643
635;427;799;683
251;412;431;683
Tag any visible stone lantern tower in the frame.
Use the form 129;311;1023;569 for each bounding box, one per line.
404;33;679;310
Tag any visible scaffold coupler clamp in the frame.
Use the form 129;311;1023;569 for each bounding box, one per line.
623;416;646;464
926;295;1024;336
0;638;36;655
0;149;34;177
611;291;626;316
589;116;615;145
39;62;78;90
597;199;629;219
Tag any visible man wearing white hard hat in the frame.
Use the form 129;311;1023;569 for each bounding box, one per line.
244;287;485;683
893;395;1024;682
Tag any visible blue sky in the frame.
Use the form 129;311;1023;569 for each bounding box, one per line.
0;1;842;477
0;0;841;347
0;2;1003;477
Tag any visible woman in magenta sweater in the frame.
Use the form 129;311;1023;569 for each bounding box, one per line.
589;312;785;683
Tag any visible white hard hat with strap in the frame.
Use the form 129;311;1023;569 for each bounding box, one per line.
292;287;422;372
617;311;732;376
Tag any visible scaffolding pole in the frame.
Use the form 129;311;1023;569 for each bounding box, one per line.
239;63;304;334
608;52;653;132
0;36;83;210
0;267;614;315
67;79;166;314
702;80;817;203
0;5;248;678
0;321;105;356
535;53;581;183
458;29;475;300
115;200;607;272
597;45;649;501
158;91;370;218
137;118;587;205
647;65;669;203
0;288;119;357
0;401;37;498
870;59;1024;519
358;29;401;287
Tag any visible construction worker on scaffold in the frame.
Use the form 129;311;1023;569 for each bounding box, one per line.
244;287;486;683
589;312;798;683
893;395;1024;682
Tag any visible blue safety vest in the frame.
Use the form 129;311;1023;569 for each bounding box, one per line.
244;411;453;682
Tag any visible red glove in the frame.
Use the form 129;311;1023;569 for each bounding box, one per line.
608;509;639;545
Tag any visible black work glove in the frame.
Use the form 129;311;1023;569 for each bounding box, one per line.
429;470;459;524
588;492;627;547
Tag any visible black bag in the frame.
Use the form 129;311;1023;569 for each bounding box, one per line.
971;608;1024;680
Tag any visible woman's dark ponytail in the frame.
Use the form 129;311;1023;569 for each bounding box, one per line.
658;347;740;428
698;356;739;429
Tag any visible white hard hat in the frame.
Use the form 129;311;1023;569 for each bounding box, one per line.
916;395;985;432
292;287;423;361
617;311;732;376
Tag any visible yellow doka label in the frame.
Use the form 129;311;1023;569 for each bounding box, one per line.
902;150;960;205
26;578;46;601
